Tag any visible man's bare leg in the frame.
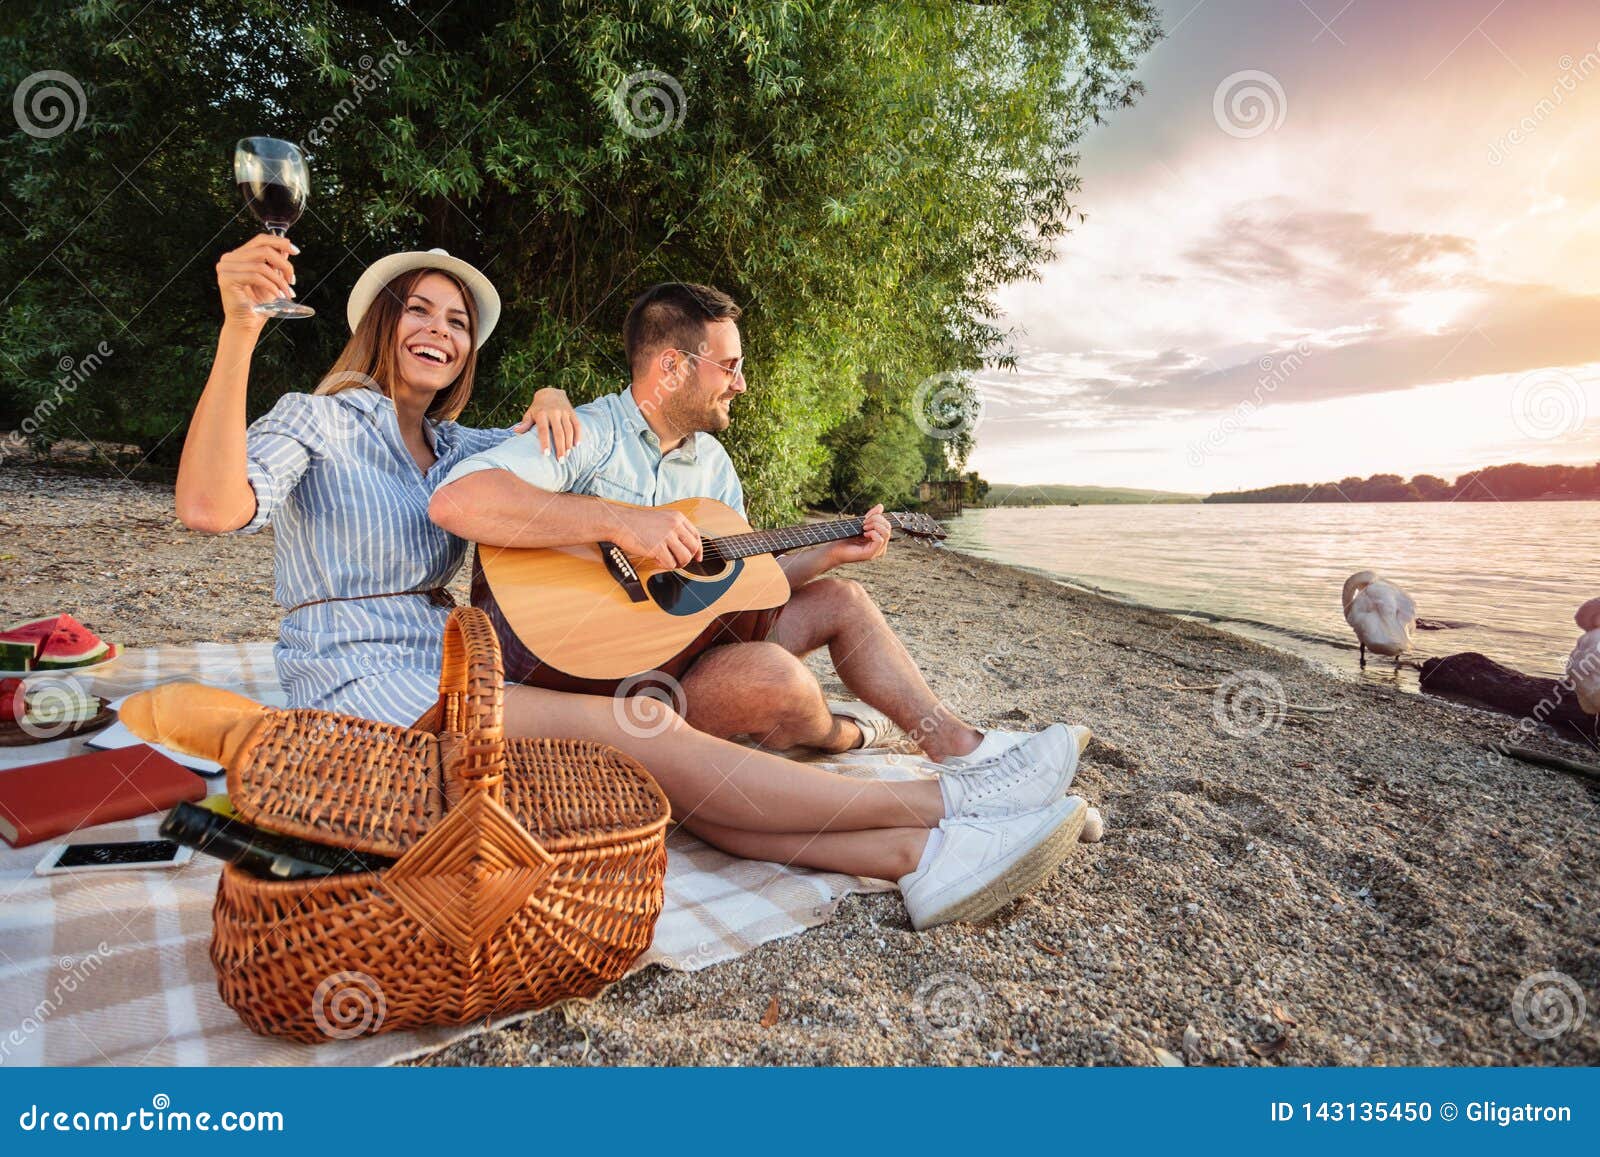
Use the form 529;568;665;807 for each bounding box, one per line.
679;640;862;753
769;576;982;762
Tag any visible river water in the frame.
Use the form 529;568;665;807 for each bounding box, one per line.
942;502;1599;680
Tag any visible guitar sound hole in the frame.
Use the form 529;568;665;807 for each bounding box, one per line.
680;557;728;578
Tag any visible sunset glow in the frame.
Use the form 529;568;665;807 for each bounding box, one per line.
968;0;1600;493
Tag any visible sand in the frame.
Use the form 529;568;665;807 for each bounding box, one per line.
3;464;1596;1066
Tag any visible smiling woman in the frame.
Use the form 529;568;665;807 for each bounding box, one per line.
171;239;580;726
315;245;505;437
313;270;479;467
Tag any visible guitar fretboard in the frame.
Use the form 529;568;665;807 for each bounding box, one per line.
703;517;888;561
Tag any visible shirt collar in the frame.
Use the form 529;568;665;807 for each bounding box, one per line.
327;385;448;452
619;387;699;463
326;386;385;414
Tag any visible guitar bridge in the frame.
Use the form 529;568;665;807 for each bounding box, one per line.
598;541;649;603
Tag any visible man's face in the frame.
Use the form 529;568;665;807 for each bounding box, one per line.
662;318;745;434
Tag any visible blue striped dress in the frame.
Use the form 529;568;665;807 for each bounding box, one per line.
232;387;514;726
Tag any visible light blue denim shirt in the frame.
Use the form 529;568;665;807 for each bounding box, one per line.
440;387;745;516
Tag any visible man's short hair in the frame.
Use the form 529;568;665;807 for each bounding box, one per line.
623;282;742;375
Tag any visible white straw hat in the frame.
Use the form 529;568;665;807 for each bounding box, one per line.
346;248;501;348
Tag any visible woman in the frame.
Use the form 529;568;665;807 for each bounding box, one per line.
177;234;1090;931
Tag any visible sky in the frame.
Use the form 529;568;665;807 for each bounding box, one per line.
965;0;1600;494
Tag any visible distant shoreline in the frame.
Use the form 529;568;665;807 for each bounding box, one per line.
982;460;1598;507
977;494;1600;507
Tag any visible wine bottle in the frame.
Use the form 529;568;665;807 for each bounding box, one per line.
161;802;395;880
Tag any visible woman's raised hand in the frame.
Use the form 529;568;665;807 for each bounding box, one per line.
513;388;583;459
215;234;297;331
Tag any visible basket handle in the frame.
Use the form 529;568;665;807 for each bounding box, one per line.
433;606;506;799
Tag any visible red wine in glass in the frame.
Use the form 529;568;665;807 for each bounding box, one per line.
233;136;314;318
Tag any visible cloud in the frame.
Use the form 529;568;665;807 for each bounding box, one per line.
979;200;1600;420
1075;283;1600;413
1183;203;1475;294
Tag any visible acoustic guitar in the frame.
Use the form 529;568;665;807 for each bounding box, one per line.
471;496;947;693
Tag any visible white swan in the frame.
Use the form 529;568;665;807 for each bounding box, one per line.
1568;598;1600;715
1342;571;1417;668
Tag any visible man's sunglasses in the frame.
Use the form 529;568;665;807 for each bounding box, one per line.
677;349;746;384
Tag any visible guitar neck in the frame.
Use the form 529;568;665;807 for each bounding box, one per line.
706;516;885;561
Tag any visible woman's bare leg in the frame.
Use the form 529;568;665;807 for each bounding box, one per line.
501;683;943;833
681;817;929;881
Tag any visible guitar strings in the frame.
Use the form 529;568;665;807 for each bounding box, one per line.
700;516;873;562
696;512;934;562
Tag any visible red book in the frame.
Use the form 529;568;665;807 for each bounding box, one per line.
0;744;205;847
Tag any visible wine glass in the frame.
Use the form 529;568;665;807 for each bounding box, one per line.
233;136;314;318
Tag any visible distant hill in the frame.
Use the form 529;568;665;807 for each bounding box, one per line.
1204;461;1600;503
982;484;1202;506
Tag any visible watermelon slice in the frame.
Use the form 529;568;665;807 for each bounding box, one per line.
0;615;59;670
34;615;112;670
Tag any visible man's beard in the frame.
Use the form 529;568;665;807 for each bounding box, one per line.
663;387;729;436
705;397;732;432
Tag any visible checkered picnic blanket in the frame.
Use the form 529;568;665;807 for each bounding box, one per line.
0;643;913;1066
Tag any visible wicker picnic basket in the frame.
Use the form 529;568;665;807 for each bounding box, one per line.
123;607;670;1043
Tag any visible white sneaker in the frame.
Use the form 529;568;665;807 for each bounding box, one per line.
937;723;1088;819
900;796;1088;930
945;723;1092;767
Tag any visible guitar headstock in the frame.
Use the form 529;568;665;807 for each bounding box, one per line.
885;511;948;542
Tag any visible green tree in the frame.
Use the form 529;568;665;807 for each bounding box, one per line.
819;373;928;509
2;0;1159;522
1409;473;1451;500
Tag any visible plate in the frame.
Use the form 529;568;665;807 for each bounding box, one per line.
0;698;115;746
0;644;124;680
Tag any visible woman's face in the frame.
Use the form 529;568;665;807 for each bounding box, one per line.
393;271;472;394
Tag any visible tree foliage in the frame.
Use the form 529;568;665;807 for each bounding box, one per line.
1;0;1159;522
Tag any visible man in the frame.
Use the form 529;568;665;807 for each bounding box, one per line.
429;282;1086;776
